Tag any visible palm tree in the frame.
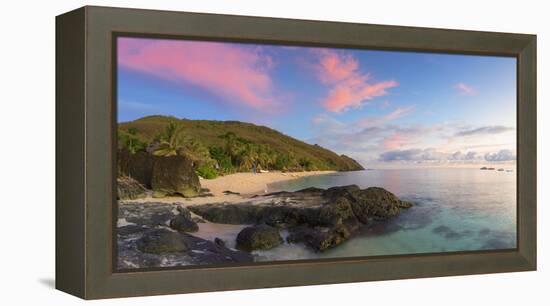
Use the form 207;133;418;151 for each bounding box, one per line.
220;132;238;161
258;151;273;170
118;128;146;154
152;122;185;157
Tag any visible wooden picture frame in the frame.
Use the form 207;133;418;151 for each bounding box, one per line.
56;6;536;299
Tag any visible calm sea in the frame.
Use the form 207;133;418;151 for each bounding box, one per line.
248;168;517;261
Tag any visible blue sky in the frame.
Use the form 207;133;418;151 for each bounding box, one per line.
118;37;517;168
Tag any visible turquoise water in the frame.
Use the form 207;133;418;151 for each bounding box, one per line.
252;168;516;261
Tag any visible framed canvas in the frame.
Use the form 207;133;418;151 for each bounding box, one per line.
56;6;537;299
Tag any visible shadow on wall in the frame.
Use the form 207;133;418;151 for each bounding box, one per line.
38;278;55;289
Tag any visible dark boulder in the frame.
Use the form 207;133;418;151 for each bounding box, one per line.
189;185;412;252
117;148;131;177
183;234;253;264
117;176;148;200
126;228;254;266
127;151;156;188
287;224;352;252
236;225;283;251
151;155;201;198
347;187;413;222
136;228;188;254
316;197;358;226
189;203;262;224
169;206;199;232
117;203;254;268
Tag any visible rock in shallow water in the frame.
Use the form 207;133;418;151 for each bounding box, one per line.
189;185;412;252
117;203;254;269
137;229;188;254
169;206;199;232
286;223;356;252
236;225;283;251
123;226;253;267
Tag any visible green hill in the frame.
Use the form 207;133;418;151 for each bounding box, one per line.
118;115;364;176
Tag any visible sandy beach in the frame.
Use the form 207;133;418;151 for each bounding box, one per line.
120;170;336;206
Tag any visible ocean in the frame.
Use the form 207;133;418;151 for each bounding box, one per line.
248;167;517;261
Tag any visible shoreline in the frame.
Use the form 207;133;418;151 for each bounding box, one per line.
120;170;336;206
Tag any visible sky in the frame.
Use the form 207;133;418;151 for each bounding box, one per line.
117;37;517;168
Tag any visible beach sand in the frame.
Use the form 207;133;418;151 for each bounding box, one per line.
120;170;336;206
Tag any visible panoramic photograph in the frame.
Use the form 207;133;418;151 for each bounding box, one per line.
115;36;517;270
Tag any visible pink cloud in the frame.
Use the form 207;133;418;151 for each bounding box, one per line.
383;106;415;121
118;37;279;111
316;50;359;84
383;133;409;150
313;50;398;113
358;105;415;128
454;82;476;96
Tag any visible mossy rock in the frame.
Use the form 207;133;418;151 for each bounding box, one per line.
151;155;201;198
117;176;148;200
169;207;199;232
127;151;156;188
136;229;188;254
236;225;283;251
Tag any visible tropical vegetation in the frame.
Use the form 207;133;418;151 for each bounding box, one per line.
118;115;363;179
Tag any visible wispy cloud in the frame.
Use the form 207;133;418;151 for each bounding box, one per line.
382;133;415;150
379;148;481;162
310;111;515;166
310;111;446;164
118;37;280;111
312;49;398;113
454;82;476;96
358;105;415;128
455;125;514;137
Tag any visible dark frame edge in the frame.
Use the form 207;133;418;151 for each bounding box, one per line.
55;6;87;299
517;36;537;270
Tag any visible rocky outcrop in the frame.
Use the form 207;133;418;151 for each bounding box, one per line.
137;228;188;254
236;225;283;251
189;185;412;252
169;207;199;232
117;148;131;177
127;151;156;188
131;228;253;265
117;202;253;269
117;176;148;200
287;224;353;252
343;186;413;222
118;150;202;198
151;155;201;198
